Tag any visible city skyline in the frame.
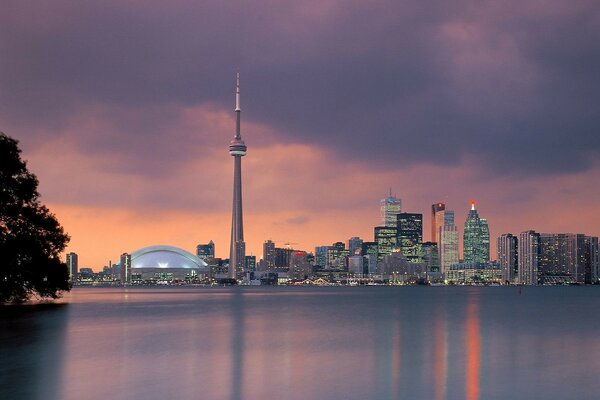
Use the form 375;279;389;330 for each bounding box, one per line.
1;1;600;268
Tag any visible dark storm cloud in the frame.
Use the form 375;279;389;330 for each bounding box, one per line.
1;0;599;177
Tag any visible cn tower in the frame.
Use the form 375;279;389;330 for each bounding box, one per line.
228;72;247;279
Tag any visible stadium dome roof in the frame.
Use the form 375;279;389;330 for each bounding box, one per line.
130;245;208;269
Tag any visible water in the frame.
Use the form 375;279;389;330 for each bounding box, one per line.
1;286;600;400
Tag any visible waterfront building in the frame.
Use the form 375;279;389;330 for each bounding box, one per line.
275;247;293;272
314;245;330;267
327;242;348;270
497;234;518;283
538;233;599;284
361;241;379;259
397;213;423;262
127;245;208;281
263;240;276;271
66;252;78;283
463;202;490;263
445;261;501;284
228;73;247;279
381;193;402;227
431;202;445;243
120;253;132;283
518;231;540;285
196;241;215;259
375;226;397;263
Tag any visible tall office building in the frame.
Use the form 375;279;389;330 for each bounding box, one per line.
518;230;540;285
245;255;256;272
375;226;397;263
419;242;439;272
196;241;215;259
431;203;445;243
228;73;247;279
439;224;458;274
397;213;423;262
66;252;78;283
463;202;490;263
289;251;312;280
381;193;402;227
314;245;330;267
348;237;364;256
120;253;132;283
263;240;276;271
497;234;518;283
538;233;599;284
327;242;348;270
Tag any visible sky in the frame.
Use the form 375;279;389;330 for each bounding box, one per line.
1;0;600;269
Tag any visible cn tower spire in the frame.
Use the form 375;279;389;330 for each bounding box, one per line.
228;72;247;280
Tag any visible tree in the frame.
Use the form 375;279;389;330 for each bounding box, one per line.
0;132;70;303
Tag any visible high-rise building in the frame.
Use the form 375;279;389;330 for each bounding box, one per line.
431;203;446;243
245;255;256;272
348;237;363;257
375;226;397;263
381;193;402;227
439;224;458;274
66;252;78;283
497;234;518;283
538;233;599;284
397;213;423;262
196;241;215;260
361;241;379;261
327;242;348;270
228;73;247;279
419;242;439;272
120;253;132;283
263;240;276;271
463;202;490;263
289;251;312;280
275;247;293;272
314;245;330;267
518;230;540;285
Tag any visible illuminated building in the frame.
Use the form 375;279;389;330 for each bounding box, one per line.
314;245;330;267
327;242;348;270
419;242;439;272
263;240;276;271
66;252;78;283
397;213;423;262
129;245;208;281
463;202;490;263
245;255;256;272
289;251;312;280
228;73;247;279
381;192;402;227
375;226;397;263
431;203;445;243
497;234;518;283
439;211;458;274
120;253;132;283
518;231;540;285
538;234;599;284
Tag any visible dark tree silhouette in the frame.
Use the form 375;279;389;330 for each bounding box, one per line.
0;133;70;303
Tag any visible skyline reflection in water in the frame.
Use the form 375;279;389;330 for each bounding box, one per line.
1;286;600;400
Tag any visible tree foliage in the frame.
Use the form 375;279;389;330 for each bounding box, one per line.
0;132;70;303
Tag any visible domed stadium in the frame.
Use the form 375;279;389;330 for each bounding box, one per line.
130;245;208;281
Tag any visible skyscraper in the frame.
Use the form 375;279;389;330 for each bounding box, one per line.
263;240;276;271
66;252;78;283
438;210;458;274
381;192;402;227
375;226;397;263
397;213;423;262
518;230;540;285
497;234;518;283
463;201;490;263
348;237;363;256
431;203;445;243
229;73;247;280
120;253;132;283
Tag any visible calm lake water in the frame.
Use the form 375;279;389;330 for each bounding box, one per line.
1;286;600;400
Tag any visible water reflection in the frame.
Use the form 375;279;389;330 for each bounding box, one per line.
0;304;68;400
3;287;600;400
465;298;480;400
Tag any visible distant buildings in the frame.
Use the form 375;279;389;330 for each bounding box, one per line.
497;234;518;283
374;226;397;263
196;241;215;259
431;203;446;243
120;253;132;283
518;230;540;285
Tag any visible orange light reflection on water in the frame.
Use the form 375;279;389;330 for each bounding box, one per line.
466;300;480;400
